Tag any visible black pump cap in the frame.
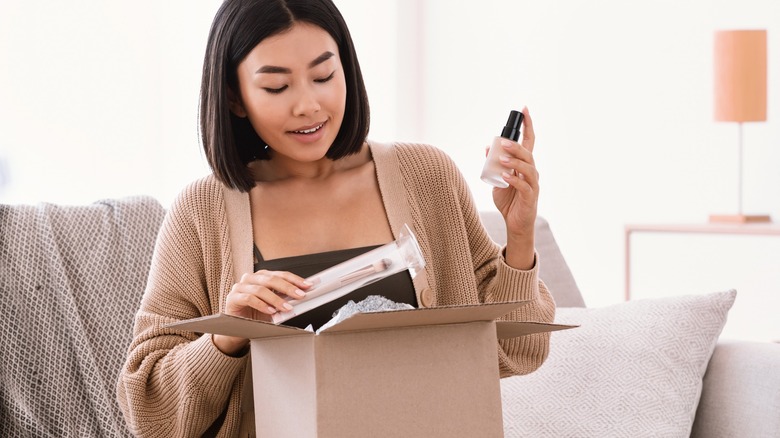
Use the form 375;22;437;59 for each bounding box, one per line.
500;110;524;142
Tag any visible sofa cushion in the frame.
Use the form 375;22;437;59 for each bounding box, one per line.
691;340;780;438
0;197;165;437
501;290;736;437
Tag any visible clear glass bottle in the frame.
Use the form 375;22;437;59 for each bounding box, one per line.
480;110;524;188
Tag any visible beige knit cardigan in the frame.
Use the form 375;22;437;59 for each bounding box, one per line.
117;141;556;437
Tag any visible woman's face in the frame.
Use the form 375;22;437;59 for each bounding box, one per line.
232;22;347;163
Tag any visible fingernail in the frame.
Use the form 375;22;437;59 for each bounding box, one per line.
502;171;512;179
500;139;513;147
294;289;306;297
283;303;294;311
499;155;510;163
268;306;277;314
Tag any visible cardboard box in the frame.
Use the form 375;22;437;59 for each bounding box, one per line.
169;301;573;438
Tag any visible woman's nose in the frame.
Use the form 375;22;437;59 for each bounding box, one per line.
292;86;321;117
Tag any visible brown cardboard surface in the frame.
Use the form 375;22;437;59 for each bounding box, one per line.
495;321;578;339
168;313;309;339
166;300;577;437
250;336;318;436
167;302;577;341
251;321;503;438
167;300;553;339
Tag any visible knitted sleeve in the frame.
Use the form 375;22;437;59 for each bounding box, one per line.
450;148;556;377
454;150;556;377
396;143;556;377
116;178;247;437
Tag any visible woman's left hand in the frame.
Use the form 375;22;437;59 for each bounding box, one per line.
491;106;538;269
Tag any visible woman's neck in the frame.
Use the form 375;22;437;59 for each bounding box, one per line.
250;142;370;183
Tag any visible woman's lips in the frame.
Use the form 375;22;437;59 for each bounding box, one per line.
289;122;324;134
288;121;327;143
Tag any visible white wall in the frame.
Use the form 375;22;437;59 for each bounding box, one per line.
2;1;778;340
0;1;221;205
416;0;780;341
0;0;399;206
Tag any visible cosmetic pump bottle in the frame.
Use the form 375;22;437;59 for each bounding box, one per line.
480;110;524;188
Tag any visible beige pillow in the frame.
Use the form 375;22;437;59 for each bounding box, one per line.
501;290;736;437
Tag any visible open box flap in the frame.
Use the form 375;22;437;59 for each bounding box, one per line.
318;300;529;334
166;300;574;339
495;321;578;339
166;313;311;339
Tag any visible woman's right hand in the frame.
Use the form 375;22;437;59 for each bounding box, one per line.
212;270;313;355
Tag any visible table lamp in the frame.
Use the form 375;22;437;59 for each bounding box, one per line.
710;29;771;223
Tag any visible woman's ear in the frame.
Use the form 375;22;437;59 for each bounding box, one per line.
227;88;247;118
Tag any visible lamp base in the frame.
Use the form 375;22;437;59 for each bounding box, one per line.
709;214;772;224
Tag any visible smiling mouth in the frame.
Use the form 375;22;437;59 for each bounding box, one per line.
290;122;325;134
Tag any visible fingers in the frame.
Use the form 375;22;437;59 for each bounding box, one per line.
499;158;539;190
495;138;538;190
500;163;538;191
497;138;535;168
252;270;311;299
521;106;535;153
228;286;289;315
227;270;312;316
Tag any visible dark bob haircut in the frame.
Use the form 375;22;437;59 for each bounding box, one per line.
199;0;371;192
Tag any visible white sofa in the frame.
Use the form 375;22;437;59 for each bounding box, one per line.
1;197;778;437
482;211;780;438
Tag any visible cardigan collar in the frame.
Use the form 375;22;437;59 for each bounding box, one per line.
221;139;430;309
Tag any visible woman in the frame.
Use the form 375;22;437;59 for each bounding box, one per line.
117;0;555;436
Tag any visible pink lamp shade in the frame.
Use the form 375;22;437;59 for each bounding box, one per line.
714;30;767;122
709;29;770;224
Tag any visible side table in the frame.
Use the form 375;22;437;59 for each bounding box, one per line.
624;222;780;301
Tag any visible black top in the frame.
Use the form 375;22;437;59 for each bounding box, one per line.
254;244;417;331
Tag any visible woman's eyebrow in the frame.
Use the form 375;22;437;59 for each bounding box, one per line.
308;51;334;68
255;51;335;75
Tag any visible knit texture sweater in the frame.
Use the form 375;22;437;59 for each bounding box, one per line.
117;141;556;437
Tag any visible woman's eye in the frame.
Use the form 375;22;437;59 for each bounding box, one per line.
263;85;288;94
314;71;335;83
